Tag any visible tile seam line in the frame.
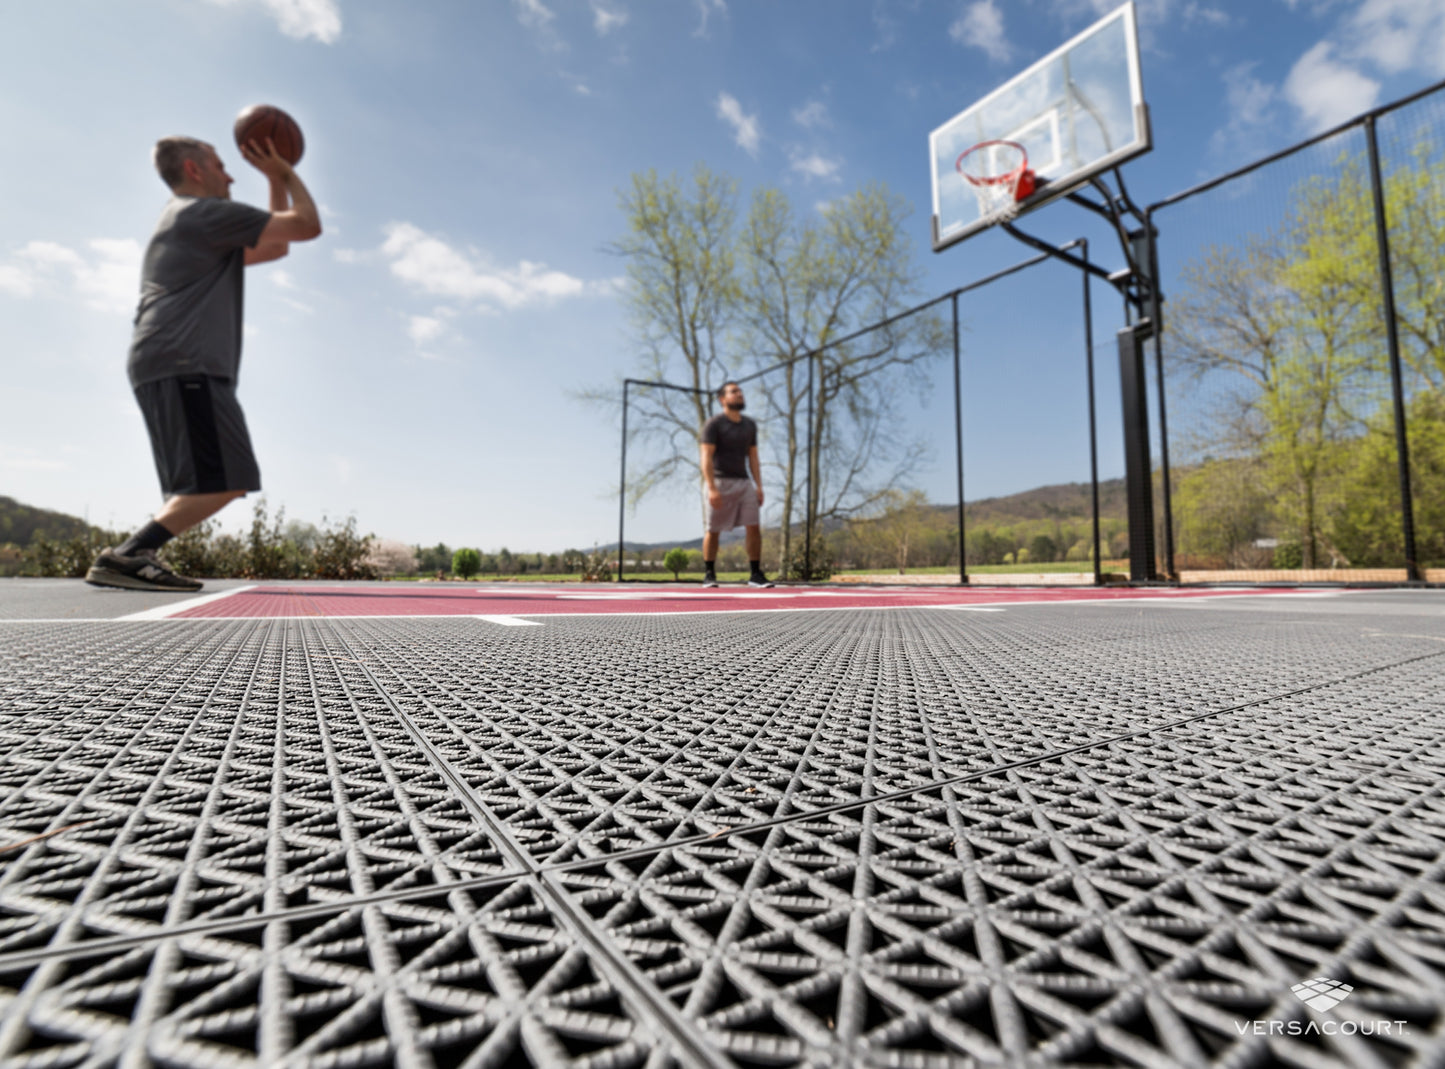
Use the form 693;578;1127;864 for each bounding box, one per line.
312;618;736;1069
3;646;1439;974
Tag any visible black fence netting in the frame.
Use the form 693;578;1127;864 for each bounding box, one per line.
1149;78;1445;582
1377;88;1445;578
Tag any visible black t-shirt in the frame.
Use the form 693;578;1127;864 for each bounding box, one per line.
701;413;757;479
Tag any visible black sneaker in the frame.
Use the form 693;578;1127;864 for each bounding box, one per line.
85;548;203;592
702;573;719;588
748;572;774;588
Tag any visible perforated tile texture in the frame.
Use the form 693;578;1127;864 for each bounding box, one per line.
2;598;1444;1066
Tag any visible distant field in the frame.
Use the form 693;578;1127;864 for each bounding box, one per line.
840;561;1126;576
377;562;1129;583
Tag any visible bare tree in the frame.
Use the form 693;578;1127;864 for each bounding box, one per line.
595;169;943;568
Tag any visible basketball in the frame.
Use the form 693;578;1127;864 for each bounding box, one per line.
233;104;304;165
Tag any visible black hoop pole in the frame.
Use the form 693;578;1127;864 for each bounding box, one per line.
804;351;815;580
1365;118;1422;582
952;292;967;585
617;379;629;582
1145;212;1176;581
1082;241;1102;586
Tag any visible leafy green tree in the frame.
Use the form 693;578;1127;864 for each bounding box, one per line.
856;488;931;573
452;547;481;579
1169;160;1380;567
415;543;452;574
662;546;690;579
1333;392;1445;566
1028;534;1057;564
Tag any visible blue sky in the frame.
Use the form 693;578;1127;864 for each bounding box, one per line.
3;0;1443;552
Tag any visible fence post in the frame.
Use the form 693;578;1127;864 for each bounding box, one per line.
617;380;629;582
1082;242;1102;586
952;292;968;585
1364;117;1423;582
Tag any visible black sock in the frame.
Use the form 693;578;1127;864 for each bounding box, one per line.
750;560;763;574
117;520;175;556
704;560;716;574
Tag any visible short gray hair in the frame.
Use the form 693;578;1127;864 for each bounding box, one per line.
153;136;208;189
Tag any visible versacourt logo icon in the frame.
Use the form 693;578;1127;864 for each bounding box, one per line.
1292;977;1353;1012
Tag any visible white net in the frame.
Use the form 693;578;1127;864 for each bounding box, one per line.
956;140;1029;225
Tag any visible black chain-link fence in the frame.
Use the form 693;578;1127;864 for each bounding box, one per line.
1148;78;1445;583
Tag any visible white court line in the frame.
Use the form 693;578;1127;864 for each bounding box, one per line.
474;615;543;626
116;584;258;621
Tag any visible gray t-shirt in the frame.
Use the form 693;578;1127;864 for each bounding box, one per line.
126;196;271;388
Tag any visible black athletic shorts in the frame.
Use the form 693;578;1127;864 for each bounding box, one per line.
134;375;261;496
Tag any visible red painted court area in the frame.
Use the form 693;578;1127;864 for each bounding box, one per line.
169;584;1305;619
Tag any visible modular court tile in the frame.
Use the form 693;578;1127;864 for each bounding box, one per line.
1;583;1443;1066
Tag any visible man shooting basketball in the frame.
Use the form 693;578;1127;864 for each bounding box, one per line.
699;381;773;589
85;135;322;591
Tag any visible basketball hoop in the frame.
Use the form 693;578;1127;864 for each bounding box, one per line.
956;140;1036;225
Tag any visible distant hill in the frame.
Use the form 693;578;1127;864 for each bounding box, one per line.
0;496;92;546
611;477;1130;552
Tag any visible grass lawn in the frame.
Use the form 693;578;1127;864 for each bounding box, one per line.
839;561;1126;576
379;562;1129;582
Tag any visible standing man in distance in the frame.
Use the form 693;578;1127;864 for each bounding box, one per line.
699;381;774;588
85;134;322;591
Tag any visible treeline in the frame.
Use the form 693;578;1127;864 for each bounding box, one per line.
1168;146;1445;569
826;488;1125;571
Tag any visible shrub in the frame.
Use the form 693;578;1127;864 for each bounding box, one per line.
312;516;377;580
662;547;690;579
1272;541;1304;569
779;539;831;581
452;547;482;579
25;536;94;578
580;548;613;582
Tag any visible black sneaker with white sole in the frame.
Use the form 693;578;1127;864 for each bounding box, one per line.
748;572;775;588
702;574;719;588
85;548;203;592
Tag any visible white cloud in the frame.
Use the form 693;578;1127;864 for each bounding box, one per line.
512;0;565;49
1208;63;1281;161
1348;0;1445;77
377;223;587;310
513;0;554;30
0;264;35;298
716;93;761;157
591;1;628;35
408;314;447;345
1;238;141;316
790;152;842;182
207;0;342;44
1181;2;1229;26
949;0;1012;62
1284;41;1381;131
694;0;727;37
792;100;831;129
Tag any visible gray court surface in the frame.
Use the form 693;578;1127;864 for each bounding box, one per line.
2;583;1443;1068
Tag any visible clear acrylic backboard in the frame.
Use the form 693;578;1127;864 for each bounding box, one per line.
930;2;1150;251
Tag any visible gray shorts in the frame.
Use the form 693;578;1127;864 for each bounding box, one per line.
134;375;261;497
707;476;760;532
